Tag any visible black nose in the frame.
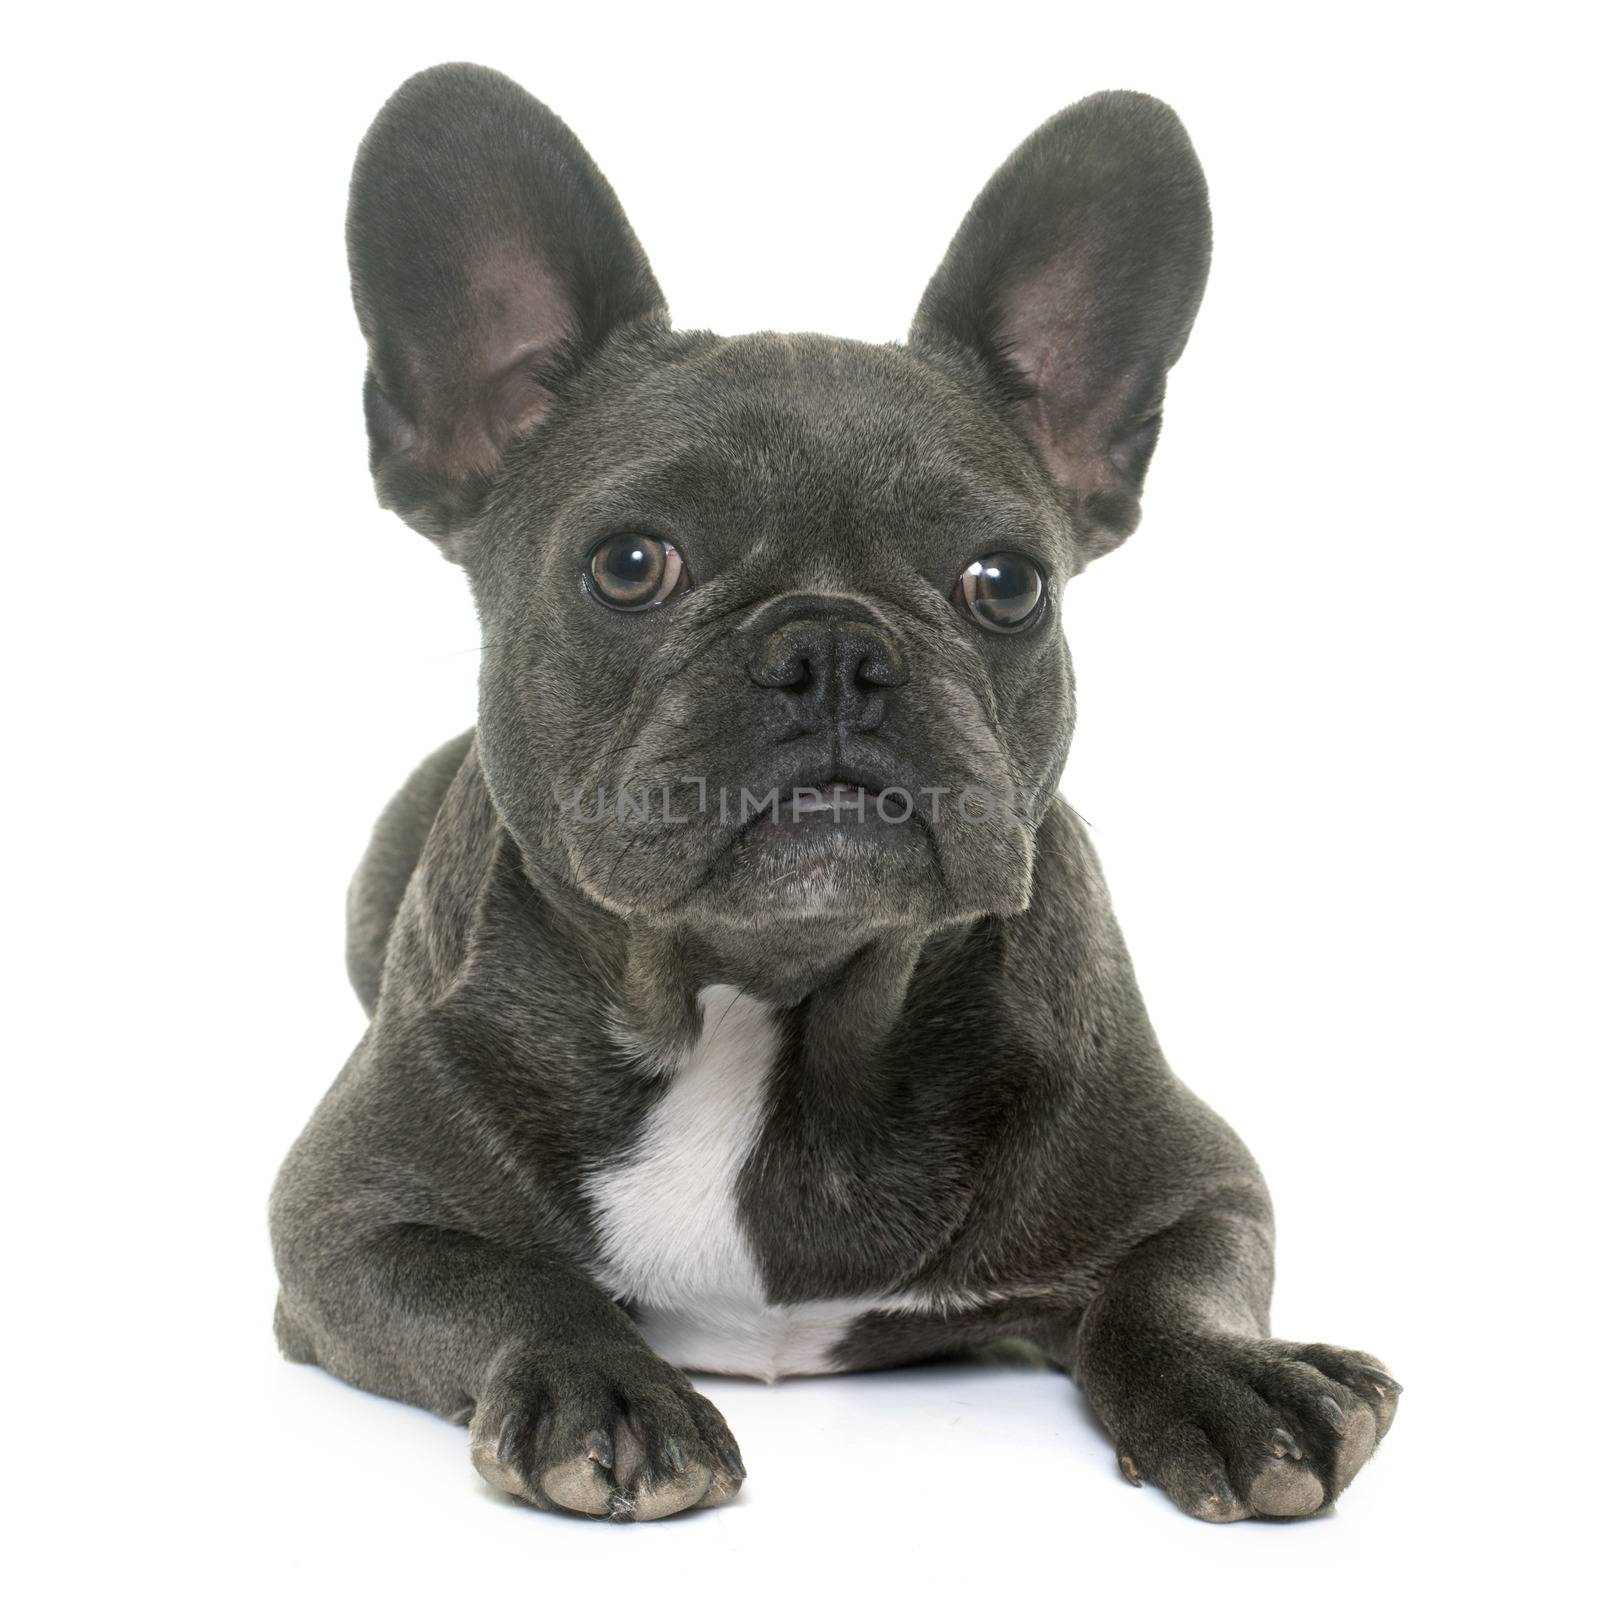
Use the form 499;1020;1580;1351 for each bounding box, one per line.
750;613;909;733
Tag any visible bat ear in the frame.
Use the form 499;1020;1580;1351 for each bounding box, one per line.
912;92;1211;564
347;64;666;556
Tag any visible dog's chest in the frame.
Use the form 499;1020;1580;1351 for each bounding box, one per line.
584;985;913;1381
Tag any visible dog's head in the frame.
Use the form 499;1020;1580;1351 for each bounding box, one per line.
347;65;1209;939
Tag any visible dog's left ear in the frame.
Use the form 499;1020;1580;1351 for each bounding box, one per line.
911;92;1211;564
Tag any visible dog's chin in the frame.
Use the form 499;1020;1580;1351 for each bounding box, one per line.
560;786;941;928
696;788;939;925
560;779;1038;931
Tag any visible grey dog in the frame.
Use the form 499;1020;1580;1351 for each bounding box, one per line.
271;63;1399;1522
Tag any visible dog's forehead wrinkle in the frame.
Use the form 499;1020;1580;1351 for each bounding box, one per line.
559;329;1052;497
513;354;1075;601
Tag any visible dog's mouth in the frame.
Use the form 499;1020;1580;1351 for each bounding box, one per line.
581;743;962;925
751;781;909;835
718;773;934;901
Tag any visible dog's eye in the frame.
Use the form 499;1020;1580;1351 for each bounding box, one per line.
587;534;686;610
955;554;1045;633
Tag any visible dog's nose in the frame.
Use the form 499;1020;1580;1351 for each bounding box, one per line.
750;614;909;733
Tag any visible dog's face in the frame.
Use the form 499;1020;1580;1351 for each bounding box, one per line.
471;330;1074;932
347;66;1210;939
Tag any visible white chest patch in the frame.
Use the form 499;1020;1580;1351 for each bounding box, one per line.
585;985;946;1381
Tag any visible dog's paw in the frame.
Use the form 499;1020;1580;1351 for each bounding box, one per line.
469;1346;745;1520
1092;1336;1400;1522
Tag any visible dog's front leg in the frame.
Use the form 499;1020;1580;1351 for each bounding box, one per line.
271;1218;744;1519
1072;1203;1400;1521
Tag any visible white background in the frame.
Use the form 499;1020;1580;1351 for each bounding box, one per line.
5;2;1594;1594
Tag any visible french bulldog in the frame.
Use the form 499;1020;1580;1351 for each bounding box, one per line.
271;63;1399;1523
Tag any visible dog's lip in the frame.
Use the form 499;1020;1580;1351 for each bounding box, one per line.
780;780;882;816
742;774;926;843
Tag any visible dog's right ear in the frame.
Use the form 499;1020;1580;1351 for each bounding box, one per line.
347;64;666;555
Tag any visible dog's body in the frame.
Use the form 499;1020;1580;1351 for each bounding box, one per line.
272;65;1398;1522
318;740;1241;1388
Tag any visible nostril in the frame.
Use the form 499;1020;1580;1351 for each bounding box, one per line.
845;629;909;692
750;628;817;692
